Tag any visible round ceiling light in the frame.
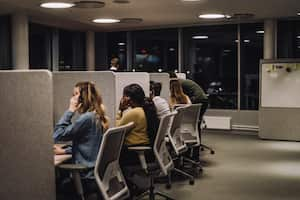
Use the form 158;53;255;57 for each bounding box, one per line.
297;12;300;16
93;18;120;23
256;30;264;34
192;35;208;39
199;14;226;19
40;2;75;8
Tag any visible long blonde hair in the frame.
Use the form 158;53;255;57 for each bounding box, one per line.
75;81;109;130
170;79;189;105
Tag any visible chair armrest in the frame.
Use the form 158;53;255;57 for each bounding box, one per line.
58;164;93;171
127;146;151;151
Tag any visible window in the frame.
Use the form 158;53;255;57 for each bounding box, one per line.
183;25;238;109
29;23;52;69
59;30;86;70
107;32;127;71
133;29;178;72
0;15;11;70
277;20;300;58
95;32;108;71
240;23;263;110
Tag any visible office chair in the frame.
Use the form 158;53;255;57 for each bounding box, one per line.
167;107;195;186
178;104;203;175
58;122;135;200
128;113;176;200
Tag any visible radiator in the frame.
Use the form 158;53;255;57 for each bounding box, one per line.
203;116;232;130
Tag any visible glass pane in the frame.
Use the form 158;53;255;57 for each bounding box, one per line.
59;30;86;71
133;29;178;72
278;20;300;58
0;15;12;70
107;32;127;71
183;25;238;109
240;23;263;110
95;32;108;71
29;23;52;69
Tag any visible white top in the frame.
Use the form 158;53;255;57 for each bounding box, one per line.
110;66;118;71
152;96;171;119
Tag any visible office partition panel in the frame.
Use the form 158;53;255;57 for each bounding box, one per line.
150;73;170;101
0;70;55;200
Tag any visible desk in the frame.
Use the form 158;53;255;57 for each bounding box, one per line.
54;154;72;166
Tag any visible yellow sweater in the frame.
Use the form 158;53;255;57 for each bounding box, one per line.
116;107;149;145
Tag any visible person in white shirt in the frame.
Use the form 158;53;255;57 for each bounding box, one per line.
109;57;120;71
150;81;171;119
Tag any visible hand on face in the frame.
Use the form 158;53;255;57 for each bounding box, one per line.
119;96;130;112
69;95;82;112
53;144;66;155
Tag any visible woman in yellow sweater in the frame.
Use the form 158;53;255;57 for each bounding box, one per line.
117;83;159;165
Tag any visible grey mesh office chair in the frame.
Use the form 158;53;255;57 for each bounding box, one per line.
129;112;176;200
178;104;203;174
94;122;135;200
167;106;194;185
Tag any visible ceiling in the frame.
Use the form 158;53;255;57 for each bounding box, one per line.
0;0;299;31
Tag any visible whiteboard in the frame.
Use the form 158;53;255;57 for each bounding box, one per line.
261;63;300;108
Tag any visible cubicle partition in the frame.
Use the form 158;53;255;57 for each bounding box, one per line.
53;72;150;126
0;70;55;200
150;73;170;101
259;59;300;141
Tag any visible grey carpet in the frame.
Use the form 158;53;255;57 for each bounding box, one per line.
157;132;300;200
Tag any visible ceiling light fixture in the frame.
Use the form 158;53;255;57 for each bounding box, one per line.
297;12;300;16
256;30;264;34
93;18;120;23
199;14;226;19
118;42;126;46
244;39;250;43
40;2;75;8
297;36;300;39
192;35;208;39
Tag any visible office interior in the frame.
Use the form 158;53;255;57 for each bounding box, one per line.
1;0;300;200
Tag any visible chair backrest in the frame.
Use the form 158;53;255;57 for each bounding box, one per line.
153;112;176;175
180;104;202;145
168;107;188;155
94;122;135;200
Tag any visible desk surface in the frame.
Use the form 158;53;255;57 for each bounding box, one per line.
54;154;72;166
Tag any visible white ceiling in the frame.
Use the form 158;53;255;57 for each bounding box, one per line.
0;0;299;31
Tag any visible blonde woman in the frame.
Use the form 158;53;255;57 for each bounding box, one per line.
169;79;191;109
53;81;109;178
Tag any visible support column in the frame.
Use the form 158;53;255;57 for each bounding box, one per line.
12;14;29;69
264;19;277;59
86;31;95;71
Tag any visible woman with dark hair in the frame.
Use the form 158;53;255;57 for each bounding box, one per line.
53;81;109;178
169;79;191;109
117;83;159;164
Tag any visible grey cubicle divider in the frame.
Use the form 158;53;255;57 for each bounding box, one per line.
114;72;150;117
0;70;55;200
149;73;170;101
259;59;300;141
53;71;116;126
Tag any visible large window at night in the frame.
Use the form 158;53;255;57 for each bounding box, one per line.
240;23;263;110
133;29;178;72
107;32;127;71
59;29;86;70
277;20;300;58
0;15;11;70
183;25;238;109
29;23;52;69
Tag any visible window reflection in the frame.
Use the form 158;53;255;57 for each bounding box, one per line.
183;25;238;109
133;29;178;72
240;23;263;110
0;15;11;70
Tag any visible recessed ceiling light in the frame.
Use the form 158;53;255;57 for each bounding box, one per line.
40;2;75;8
192;35;208;39
297;36;300;39
244;39;250;43
256;30;264;34
93;18;120;23
235;39;239;43
118;42;126;46
199;14;226;19
297;12;300;16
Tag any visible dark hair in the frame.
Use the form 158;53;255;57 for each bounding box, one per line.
123;84;159;145
168;71;178;78
150;81;162;96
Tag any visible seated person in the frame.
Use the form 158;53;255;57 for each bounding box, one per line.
109;57;120;71
116;83;159;165
150;81;171;119
169;78;191;109
53;81;109;179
